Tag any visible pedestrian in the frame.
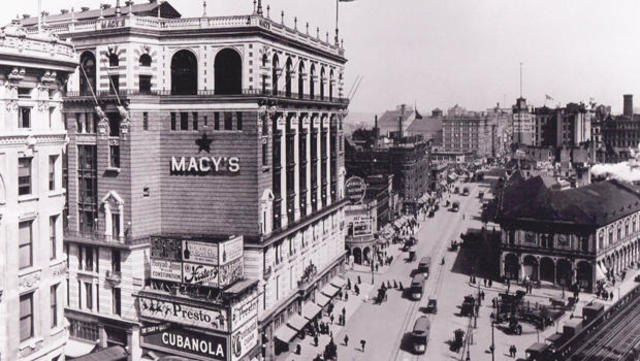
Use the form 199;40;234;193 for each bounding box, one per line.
394;280;398;289
344;334;349;346
387;280;392;289
330;314;334;324
484;278;487;287
399;281;404;290
342;307;346;317
360;339;366;352
513;345;517;357
345;292;349;301
357;276;362;284
610;291;614;300
354;284;360;296
347;278;351;290
489;279;492;287
375;264;379;272
314;334;319;346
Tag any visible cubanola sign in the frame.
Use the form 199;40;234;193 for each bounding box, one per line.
345;176;367;204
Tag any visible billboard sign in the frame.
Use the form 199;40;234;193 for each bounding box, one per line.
142;325;227;361
345;176;367;204
219;235;243;265
138;296;228;332
230;319;259;361
182;262;219;286
230;296;258;331
151;238;182;261
219;258;244;288
182;240;219;266
151;259;183;282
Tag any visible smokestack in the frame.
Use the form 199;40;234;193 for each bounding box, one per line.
624;94;633;117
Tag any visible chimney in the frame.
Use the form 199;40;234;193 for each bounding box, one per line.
624;94;633;117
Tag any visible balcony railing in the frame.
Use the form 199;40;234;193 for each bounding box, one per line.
64;230;129;245
64;88;350;105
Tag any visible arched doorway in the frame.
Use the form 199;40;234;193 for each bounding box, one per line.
79;51;96;96
353;247;362;265
363;247;371;265
540;257;555;283
171;50;198;95
214;48;242;95
504;253;519;280
556;259;572;286
272;54;279;95
522;255;538;281
309;64;315;99
577;261;593;291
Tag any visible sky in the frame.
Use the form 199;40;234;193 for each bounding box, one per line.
3;0;640;114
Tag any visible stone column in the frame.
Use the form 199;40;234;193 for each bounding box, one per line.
278;114;287;228
553;259;557;286
292;113;300;220
325;114;331;206
304;115;312;215
315;114;322;209
536;257;541;281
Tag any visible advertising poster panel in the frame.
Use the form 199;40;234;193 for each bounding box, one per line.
230;319;259;361
151;238;182;261
219;258;244;288
219;235;243;265
230;296;258;331
182;262;219;287
151;259;183;282
142;325;227;361
182;240;219;265
138;296;228;332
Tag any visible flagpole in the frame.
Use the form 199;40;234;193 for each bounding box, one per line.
335;0;339;45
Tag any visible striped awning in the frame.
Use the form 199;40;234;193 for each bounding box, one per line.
321;283;340;298
287;313;309;331
316;293;331;306
330;276;346;289
274;324;298;343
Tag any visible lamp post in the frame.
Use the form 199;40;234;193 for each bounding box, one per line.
490;321;495;361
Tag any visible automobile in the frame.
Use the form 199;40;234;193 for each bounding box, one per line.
451;201;460;212
478;192;484;199
462;187;470;196
461;295;475;316
426;298;438;314
454;186;460;194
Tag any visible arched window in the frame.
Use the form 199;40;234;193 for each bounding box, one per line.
309;64;315;99
79;51;96;96
171;50;198;96
298;61;305;99
262;54;268;94
329;69;334;101
108;53;119;67
272;54;280;95
214;48;242;95
320;67;325;100
285;58;293;97
139;54;152;67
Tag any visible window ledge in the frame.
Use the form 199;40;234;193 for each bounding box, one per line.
48;189;66;198
105;167;121;174
50;326;65;336
19;336;43;352
262;165;271;173
18;194;39;203
76;269;99;278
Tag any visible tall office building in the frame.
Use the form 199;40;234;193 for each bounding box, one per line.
0;22;77;361
21;1;349;359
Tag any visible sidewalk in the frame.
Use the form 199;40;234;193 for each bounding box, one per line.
275;281;374;361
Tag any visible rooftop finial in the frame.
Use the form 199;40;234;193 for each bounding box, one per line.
281;10;284;24
294;16;297;30
202;0;207;16
316;26;319;39
257;0;263;15
116;0;122;17
306;22;309;35
266;5;270;18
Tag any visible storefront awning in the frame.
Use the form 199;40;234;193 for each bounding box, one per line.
330;277;346;289
274;324;298;343
65;338;97;358
302;302;323;320
315;293;331;307
321;283;340;298
287;313;309;331
71;346;127;361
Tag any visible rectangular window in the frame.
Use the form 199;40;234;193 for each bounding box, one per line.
171;112;177;131
139;75;152;93
85;246;94;272
77;280;82;309
112;288;121;316
107;112;120;137
49;215;57;260
48;107;54;128
112;213;120;240
143;112;149;130
262;142;268;166
109;145;120;168
50;284;58;328
192;112;198;130
224;112;233;130
96;284;100;313
18;157;32;196
180;112;189;131
112;250;121;272
18;107;31;128
237;112;243;130
214;112;220;130
18;87;32;99
20;293;34;342
85;282;93;310
19;221;33;269
109;75;120;94
49;155;57;191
